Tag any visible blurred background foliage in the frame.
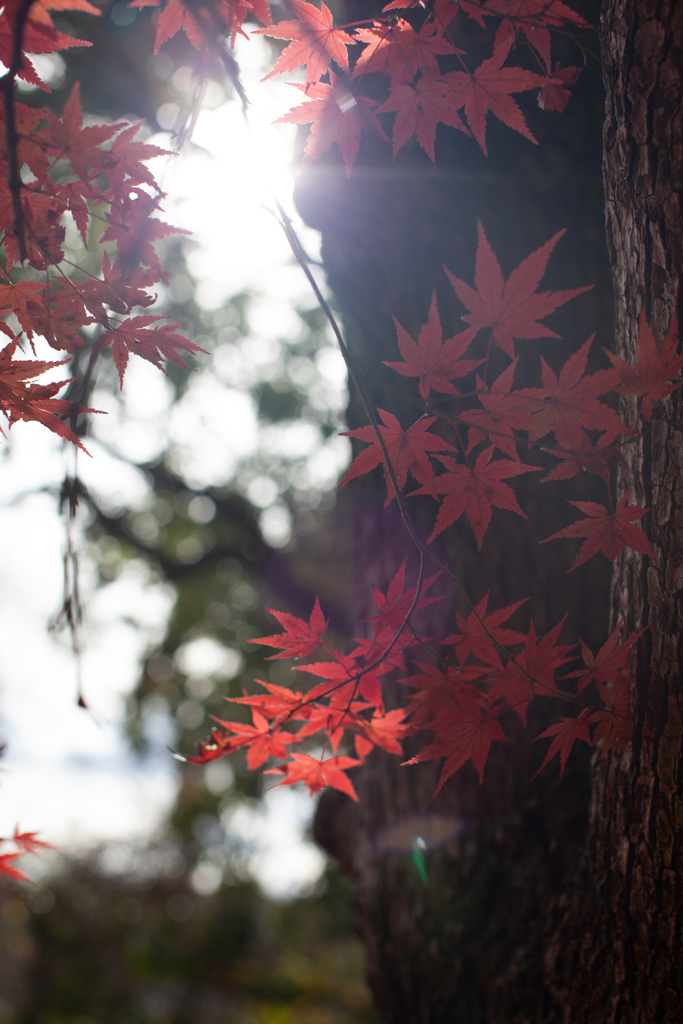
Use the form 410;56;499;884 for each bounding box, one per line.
0;2;376;1020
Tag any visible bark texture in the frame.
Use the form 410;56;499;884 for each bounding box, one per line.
302;0;683;1021
543;2;683;1020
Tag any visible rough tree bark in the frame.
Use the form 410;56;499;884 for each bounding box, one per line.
302;0;682;1021
544;2;683;1019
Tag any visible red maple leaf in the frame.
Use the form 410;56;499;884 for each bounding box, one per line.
250;597;327;659
489;617;572;722
605;311;683;422
227;680;307;719
12;828;54;853
413;447;537;547
460;359;535;458
0;279;46;339
0;11;90;88
102;124;169;199
445;593;527;668
259;1;355;83
355;708;408;759
541;434;616;483
486;0;589;72
25;0;100;29
81;253;157;315
269;753;361;800
353;17;457;84
296;653;383;709
96;315;207;386
538;64;581;113
25;285;95;354
340;409;455;505
534;710;592;777
367;560;442;635
445;221;591;358
376;76;469;160
590;671;633;754
405;691;507;789
569;624;645;693
131;0;210;54
44;83;122;182
439;34;544;154
525;337;626;450
384;292;480;397
543;495;656;570
130;0;271;51
276;77;387;176
0;852;29;881
99;191;184;279
0;338;99;451
211;709;295;769
177;727;243;764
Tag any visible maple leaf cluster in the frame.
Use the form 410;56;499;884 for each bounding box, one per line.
264;0;589;172
0;1;204;449
185;223;681;796
137;0;589;174
342;223;678;565
182;561;642;797
0;828;53;882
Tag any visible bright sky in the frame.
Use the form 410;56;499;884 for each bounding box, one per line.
0;32;341;899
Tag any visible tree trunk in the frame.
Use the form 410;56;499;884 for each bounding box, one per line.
303;1;682;1020
543;2;683;1019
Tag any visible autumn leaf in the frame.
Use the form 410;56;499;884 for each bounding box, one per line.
250;597;328;659
605;311;683;422
259;1;355;83
543;495;656;570
130;0;271;52
296;653;383;709
96;315;207;386
227;680;307;719
269;753;361;800
533;711;592;778
489;617;572;723
541;435;616;483
276;77;387;175
355;708;408;759
340;409;455;505
404;691;507;789
568;624;645;693
102;123;169;198
445;221;591;358
486;0;590;72
412;447;538;547
445;593;527;668
538;64;581;113
12;828;54;853
0;852;29;881
177;727;243;764
460;359;535;458
385;295;478;399
384;292;479;397
44;83;122;182
210;709;295;770
590;671;633;753
367;560;442;635
0;11;91;89
353;17;457;84
377;75;470;160
525;337;625;450
439;34;545;154
0;279;45;339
